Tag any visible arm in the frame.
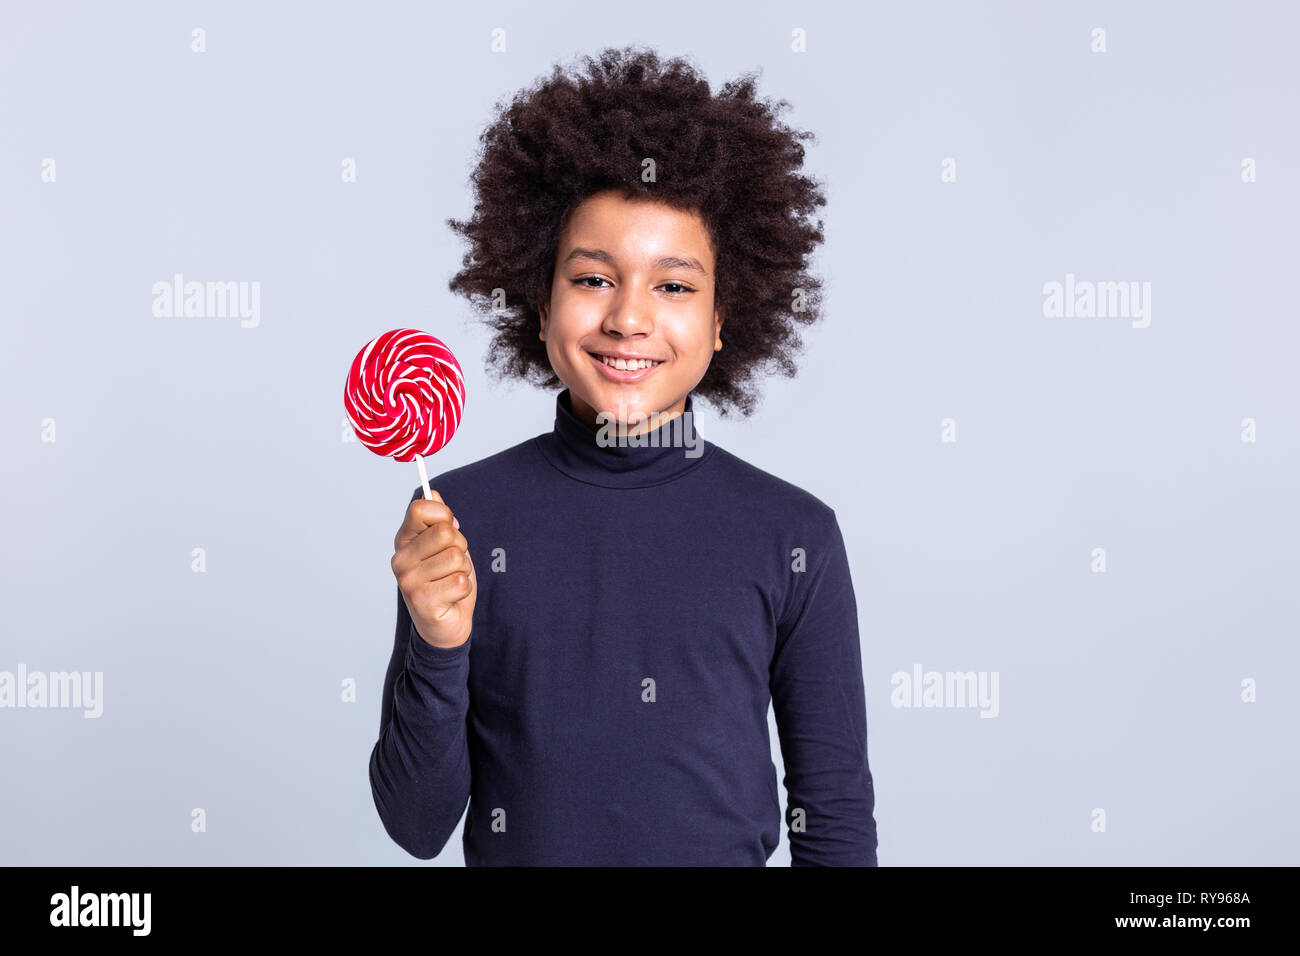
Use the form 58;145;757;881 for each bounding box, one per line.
368;487;472;859
770;508;878;866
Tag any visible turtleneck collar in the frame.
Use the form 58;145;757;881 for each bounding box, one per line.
534;388;714;489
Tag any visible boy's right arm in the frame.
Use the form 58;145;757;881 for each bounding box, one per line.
368;486;476;859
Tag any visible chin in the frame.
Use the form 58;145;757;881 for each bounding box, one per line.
581;384;664;420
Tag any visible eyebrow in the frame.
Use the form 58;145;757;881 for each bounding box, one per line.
563;247;709;275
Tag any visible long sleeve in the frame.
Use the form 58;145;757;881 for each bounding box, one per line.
367;488;472;859
769;508;878;866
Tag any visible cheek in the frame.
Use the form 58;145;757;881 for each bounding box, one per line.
549;291;596;335
677;317;719;366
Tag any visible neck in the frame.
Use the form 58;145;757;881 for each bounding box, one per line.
535;388;711;490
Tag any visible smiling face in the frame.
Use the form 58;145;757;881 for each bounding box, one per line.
538;189;724;433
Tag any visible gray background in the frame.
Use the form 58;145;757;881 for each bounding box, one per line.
1;0;1296;865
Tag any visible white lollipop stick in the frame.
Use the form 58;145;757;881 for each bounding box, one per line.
414;452;433;501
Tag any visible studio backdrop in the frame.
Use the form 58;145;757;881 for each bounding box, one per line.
1;0;1296;865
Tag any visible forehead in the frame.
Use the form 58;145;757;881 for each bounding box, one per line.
559;190;714;262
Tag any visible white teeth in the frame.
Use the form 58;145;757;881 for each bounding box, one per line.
599;355;662;370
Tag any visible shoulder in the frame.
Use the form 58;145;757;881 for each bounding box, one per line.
700;446;853;636
702;443;839;527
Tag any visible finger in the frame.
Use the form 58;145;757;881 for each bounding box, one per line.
413;569;476;620
407;519;468;562
394;498;456;550
393;521;469;574
407;545;473;589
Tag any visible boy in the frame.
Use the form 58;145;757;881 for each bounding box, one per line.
370;46;877;866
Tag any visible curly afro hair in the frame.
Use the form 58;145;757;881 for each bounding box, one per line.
445;45;829;417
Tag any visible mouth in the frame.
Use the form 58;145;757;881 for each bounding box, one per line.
587;350;666;383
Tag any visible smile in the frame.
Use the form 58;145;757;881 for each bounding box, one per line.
587;351;665;382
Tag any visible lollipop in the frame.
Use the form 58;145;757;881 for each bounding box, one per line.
344;328;466;499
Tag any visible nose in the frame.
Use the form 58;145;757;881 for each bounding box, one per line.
601;283;655;337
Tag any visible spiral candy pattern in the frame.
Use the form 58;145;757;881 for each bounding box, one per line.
344;329;465;462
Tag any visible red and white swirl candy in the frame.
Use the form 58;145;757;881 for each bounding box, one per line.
344;329;466;497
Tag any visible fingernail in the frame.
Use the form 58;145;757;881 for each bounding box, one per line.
453;517;460;529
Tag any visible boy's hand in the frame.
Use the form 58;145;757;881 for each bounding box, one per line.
391;491;477;649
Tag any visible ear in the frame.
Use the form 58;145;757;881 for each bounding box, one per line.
538;300;549;342
713;307;724;351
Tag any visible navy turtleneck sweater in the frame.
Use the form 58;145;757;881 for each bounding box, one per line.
369;389;877;865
